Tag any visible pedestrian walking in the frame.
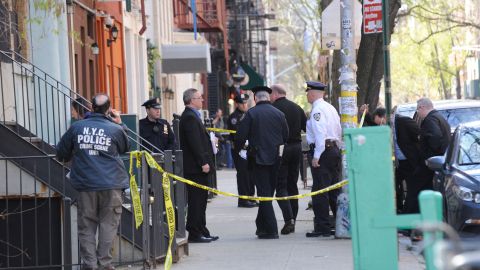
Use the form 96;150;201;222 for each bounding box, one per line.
139;97;176;152
235;86;289;239
305;81;342;238
270;84;307;234
228;93;257;208
56;94;129;270
179;88;219;243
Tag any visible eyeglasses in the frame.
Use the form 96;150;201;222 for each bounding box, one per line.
192;97;203;100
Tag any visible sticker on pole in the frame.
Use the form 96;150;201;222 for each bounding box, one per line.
363;0;383;34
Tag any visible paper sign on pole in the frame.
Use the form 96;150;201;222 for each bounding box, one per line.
321;0;362;50
363;0;383;34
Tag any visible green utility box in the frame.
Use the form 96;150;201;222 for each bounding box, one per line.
344;126;443;270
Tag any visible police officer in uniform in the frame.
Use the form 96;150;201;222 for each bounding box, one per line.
228;93;257;208
305;81;342;237
270;84;307;234
139;97;176;152
235;86;289;239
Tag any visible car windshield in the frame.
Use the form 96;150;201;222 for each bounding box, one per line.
439;108;480;130
458;127;480;165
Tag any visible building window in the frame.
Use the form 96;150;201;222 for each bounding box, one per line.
87;14;94;39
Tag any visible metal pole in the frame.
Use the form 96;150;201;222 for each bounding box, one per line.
382;0;392;119
335;0;358;239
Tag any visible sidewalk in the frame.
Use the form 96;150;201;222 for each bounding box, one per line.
169;169;425;270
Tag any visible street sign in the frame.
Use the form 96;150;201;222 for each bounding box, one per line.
363;0;383;34
321;0;362;50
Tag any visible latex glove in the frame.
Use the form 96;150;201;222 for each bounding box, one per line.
239;149;247;160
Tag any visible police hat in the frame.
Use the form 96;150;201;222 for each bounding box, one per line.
251;86;272;94
142;97;161;109
234;93;249;104
305;81;327;92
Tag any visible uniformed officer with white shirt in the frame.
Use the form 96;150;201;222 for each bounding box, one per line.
305;81;342;237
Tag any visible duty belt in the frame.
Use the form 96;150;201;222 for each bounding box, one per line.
309;139;338;151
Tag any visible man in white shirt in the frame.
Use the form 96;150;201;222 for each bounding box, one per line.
305;81;342;237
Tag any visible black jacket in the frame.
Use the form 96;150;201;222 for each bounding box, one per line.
235;101;289;165
56;113;129;191
227;108;245;151
139;117;176;152
394;114;421;167
272;97;307;143
420;110;451;160
179;106;215;175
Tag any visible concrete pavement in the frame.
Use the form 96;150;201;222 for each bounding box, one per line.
169;169;425;270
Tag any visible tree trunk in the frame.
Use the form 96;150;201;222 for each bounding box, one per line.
456;69;462;99
355;0;401;112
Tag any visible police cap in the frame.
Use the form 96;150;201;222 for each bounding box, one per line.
142;97;161;109
251;86;272;94
305;81;327;92
234;93;249;104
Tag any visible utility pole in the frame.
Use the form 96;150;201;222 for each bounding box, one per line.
335;0;358;239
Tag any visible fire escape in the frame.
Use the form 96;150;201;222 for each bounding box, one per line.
173;0;230;72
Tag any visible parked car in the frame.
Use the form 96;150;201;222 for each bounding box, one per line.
396;99;480;132
427;121;480;232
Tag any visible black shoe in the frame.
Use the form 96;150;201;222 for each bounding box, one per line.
306;231;332;238
206;235;219;241
238;201;256;208
257;233;279;239
280;221;295;235
188;236;212;243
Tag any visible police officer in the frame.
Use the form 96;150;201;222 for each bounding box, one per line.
139;97;176;152
56;94;129;270
305;81;342;238
235;86;289;239
270;84;307;234
228;93;256;208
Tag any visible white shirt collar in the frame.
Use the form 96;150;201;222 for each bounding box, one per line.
312;98;324;108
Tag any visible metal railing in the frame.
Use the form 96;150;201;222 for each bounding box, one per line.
0;150;186;269
0;50;166;156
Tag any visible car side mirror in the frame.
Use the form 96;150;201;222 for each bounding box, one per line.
426;156;445;171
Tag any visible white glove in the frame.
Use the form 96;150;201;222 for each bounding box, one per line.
239;149;247;160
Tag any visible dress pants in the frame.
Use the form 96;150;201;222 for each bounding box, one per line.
232;150;254;204
309;145;341;233
405;163;434;214
395;159;414;213
253;162;279;235
185;173;211;238
275;142;302;221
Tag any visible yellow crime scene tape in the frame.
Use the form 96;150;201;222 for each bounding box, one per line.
206;127;236;134
128;150;348;270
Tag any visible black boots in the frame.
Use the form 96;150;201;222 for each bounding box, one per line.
280;220;295;235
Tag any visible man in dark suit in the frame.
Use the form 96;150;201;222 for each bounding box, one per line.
270;84;307;234
409;97;451;213
391;108;421;213
179;88;218;243
235;86;289;239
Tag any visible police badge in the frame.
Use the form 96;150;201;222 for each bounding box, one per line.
231;118;237;125
313;113;321;121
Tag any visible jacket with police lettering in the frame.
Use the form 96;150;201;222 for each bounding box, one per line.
56;113;130;191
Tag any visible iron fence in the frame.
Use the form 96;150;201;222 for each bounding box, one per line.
0;150;186;269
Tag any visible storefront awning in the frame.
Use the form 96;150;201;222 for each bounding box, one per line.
161;44;211;74
240;63;264;90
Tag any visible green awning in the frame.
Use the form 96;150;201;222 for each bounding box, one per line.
240;63;264;90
